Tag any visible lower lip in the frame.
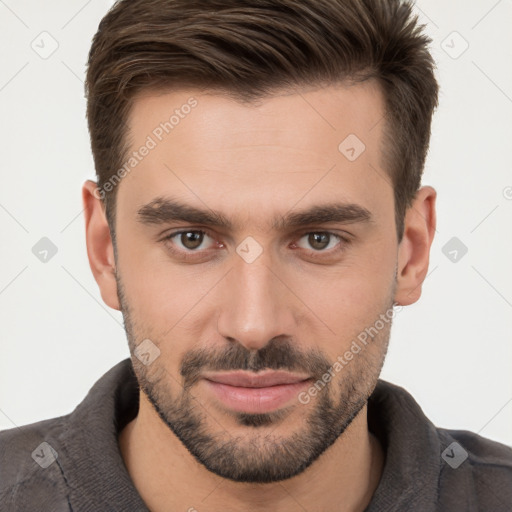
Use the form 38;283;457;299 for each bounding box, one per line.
203;379;312;414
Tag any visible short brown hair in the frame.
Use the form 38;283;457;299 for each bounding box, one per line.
85;0;439;243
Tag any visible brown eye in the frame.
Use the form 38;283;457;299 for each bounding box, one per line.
308;233;330;250
164;230;216;252
162;229;223;263
296;232;340;251
292;231;351;258
179;231;204;250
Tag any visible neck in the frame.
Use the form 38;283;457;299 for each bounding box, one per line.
119;391;385;512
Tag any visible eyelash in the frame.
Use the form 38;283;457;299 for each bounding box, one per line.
162;229;352;262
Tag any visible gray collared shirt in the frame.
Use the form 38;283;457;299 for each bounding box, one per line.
1;359;511;511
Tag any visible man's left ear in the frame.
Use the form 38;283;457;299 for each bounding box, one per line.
394;185;437;306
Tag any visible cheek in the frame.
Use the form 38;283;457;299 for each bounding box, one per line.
289;247;396;349
116;228;182;301
116;237;222;344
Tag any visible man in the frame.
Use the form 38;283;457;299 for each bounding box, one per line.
1;0;511;510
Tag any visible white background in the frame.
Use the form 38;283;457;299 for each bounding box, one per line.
0;0;511;447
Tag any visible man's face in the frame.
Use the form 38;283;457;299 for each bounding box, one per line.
114;82;399;482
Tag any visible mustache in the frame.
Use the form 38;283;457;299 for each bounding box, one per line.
180;337;332;389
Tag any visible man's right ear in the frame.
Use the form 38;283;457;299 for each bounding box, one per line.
82;180;121;311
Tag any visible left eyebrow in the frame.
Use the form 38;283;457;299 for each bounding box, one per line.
136;196;374;231
274;202;373;230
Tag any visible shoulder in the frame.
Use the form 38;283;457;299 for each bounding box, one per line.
0;416;72;512
436;426;512;510
370;379;512;510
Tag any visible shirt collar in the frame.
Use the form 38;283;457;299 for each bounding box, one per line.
366;379;441;511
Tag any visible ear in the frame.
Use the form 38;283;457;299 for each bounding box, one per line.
394;185;437;306
82;180;120;311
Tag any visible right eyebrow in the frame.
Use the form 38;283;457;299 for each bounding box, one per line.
137;197;234;229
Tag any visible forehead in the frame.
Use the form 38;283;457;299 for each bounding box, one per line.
117;81;391;230
127;81;385;156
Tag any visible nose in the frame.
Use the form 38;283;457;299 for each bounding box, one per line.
216;249;297;351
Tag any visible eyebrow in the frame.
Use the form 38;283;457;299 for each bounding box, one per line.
136;196;373;231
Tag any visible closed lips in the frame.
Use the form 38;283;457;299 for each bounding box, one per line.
202;370;311;388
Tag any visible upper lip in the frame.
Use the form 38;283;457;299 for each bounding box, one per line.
202;370;311;388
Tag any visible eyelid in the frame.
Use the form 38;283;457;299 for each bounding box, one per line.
293;228;352;241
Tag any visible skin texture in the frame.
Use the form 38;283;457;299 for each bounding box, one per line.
82;81;436;512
